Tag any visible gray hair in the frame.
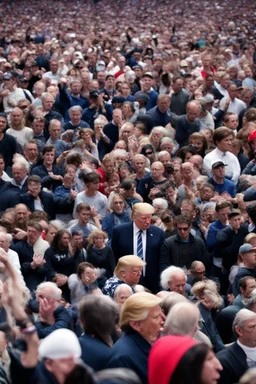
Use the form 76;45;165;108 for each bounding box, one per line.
152;198;168;210
12;157;30;172
202;202;216;213
36;282;62;300
158;150;171;159
112;149;128;159
151;126;166;136
164;302;200;337
41;92;54;102
160;137;174;146
114;284;133;300
161;266;186;290
243;289;256;310
69;105;82;114
233;308;256;333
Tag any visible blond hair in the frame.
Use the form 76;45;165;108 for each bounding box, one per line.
114;255;145;278
119;292;162;331
191;280;222;309
132;203;155;218
87;229;107;244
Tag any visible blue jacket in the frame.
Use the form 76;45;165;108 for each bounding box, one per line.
217;342;247;384
206;220;227;253
79;333;112;371
207;177;236;197
107;331;151;384
35;305;72;339
102;211;131;240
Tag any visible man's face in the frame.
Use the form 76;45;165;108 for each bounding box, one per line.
217;207;231;225
122;265;142;286
193;264;206;281
27;226;41;245
142;76;153;92
25;144;38;160
121;84;130;94
43;151;55;165
70;110;82;124
42;96;54;111
11;110;22;125
106;76;115;88
205;76;214;88
181;164;193;180
134;158;146;172
176;222;191;241
133;212;152;230
28;181;41;198
200;187;214;201
12;165;27;184
70;81;82;95
173;79;183;93
77;209;91;225
168;274;186;295
236;317;256;348
115;287;131;305
157;98;170;113
50;61;58;74
112;109;122;125
202;56;211;68
217;135;233;152
15;205;29;224
161;142;173;154
212;165;226;179
186;105;200;123
228;85;237;100
229;215;241;231
103;160;115;174
159;154;171;166
0;117;7;132
242;278;256;298
134;304;164;344
151;163;164;180
0;158;4;172
33;119;44;136
49;122;61;140
243;250;256;269
71;234;84;250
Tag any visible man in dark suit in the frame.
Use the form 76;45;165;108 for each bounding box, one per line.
4;161;29;195
217;308;256;384
111;202;165;293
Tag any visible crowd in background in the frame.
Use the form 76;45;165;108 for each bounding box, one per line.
0;0;254;383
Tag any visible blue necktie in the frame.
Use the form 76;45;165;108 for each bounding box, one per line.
137;230;143;260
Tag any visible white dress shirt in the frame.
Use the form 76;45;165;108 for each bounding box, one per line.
203;147;241;185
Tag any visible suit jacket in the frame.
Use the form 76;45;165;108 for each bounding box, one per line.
217;342;248;384
79;333;112;372
107;331;151;384
111;222;164;293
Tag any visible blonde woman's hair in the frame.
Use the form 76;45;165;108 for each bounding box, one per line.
191;280;222;309
114;255;145;278
119;292;162;331
87;229;107;244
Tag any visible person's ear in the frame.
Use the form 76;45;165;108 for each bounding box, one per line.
45;359;54;373
129;320;141;333
235;325;243;338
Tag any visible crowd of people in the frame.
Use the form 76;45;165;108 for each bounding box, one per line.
0;0;255;383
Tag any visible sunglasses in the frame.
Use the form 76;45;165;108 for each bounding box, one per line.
177;227;189;231
145;151;153;155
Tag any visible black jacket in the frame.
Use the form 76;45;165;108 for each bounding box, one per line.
159;233;207;273
215;225;248;270
217;342;248;384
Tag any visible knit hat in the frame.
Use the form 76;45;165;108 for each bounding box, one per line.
39;329;81;360
148;335;197;384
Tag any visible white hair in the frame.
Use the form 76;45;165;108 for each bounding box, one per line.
151;126;166;135
233;308;256;331
161;137;174;146
161;266;186;290
114;284;133;300
243;289;256;310
12;156;30;172
158;150;170;159
112;149;128;159
152;198;168;210
36;282;62;300
164;302;200;337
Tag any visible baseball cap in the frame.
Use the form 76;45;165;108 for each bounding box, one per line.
200;94;215;105
3;72;13;80
143;72;153;79
239;243;256;254
211;160;226;169
112;96;125;104
96;60;105;71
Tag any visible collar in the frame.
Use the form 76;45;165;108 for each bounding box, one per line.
133;222;145;235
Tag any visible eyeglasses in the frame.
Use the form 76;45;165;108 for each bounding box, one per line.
145;151;153;155
177;227;189;231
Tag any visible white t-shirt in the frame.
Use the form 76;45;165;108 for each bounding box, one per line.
6;126;33;147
